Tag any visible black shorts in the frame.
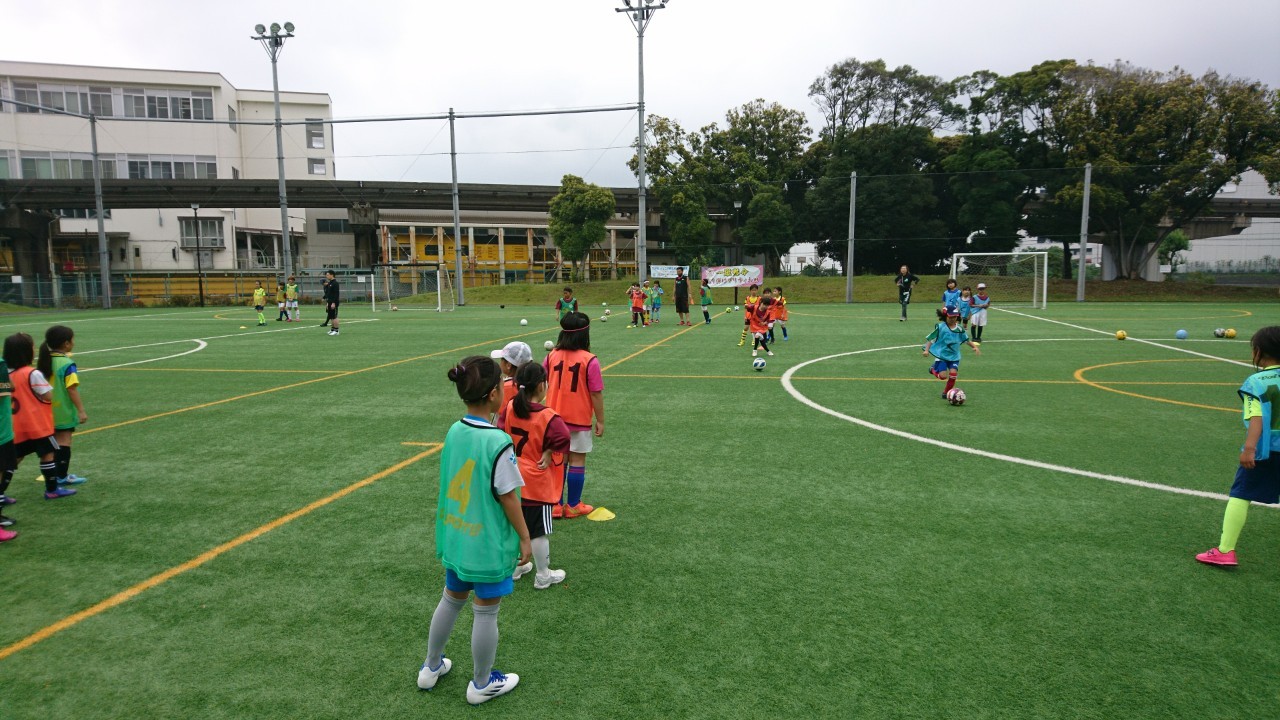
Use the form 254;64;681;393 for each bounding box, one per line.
327;304;339;320
16;436;58;459
1230;455;1280;504
255;305;264;311
520;503;553;540
0;440;14;472
675;298;690;313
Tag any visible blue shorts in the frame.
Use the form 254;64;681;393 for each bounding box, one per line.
931;359;960;374
444;568;514;599
1229;455;1280;504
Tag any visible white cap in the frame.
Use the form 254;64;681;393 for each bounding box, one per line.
490;341;532;366
977;283;987;289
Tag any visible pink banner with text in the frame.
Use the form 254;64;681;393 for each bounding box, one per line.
701;265;765;288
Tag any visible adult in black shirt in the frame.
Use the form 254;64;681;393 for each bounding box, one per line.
323;270;341;335
673;267;691;325
895;265;919;321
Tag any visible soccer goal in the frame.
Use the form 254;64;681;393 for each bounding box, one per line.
949;252;1048;309
370;263;457;312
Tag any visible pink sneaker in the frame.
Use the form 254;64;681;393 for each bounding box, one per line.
0;528;16;542
1195;548;1237;566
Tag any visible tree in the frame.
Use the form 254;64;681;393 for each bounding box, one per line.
809;58;958;144
1158;229;1190;275
640;100;812;275
804;124;950;273
547;174;615;281
1046;63;1280;279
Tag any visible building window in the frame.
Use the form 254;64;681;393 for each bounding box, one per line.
0;152;10;179
317;219;350;234
123;88;146;117
179;218;226;248
127;155;216;180
88;87;113;116
308;158;326;175
228;106;237;132
232;167;240;180
19;152;114;180
53;208;112;220
306;119;325;149
146;94;169;119
12;83;40;113
133;246;141;258
191;90;213;120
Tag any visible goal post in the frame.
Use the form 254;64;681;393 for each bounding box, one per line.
949;252;1048;309
369;263;457;312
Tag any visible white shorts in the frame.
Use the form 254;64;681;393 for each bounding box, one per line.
971;310;988;327
568;429;594;454
277;302;286;309
286;300;299;308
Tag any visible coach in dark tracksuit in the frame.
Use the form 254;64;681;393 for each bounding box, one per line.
322;270;341;335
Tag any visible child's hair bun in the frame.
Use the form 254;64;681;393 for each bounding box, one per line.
447;363;467;383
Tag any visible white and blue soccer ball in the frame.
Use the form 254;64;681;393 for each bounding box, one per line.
752;357;766;372
734;305;740;311
1175;328;1188;340
1213;328;1226;338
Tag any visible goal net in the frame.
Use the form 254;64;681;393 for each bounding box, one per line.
370;263;457;312
949;252;1048;309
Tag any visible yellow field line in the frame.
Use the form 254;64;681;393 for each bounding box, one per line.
1074;359;1237;413
79;326;556;437
605;373;1237;388
0;443;443;663
601;322;701;372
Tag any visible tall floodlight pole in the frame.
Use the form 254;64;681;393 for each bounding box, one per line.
1076;163;1092;302
89;115;111;308
192;204;206;307
252;22;296;275
845;172;856;303
449;108;465;306
617;0;666;284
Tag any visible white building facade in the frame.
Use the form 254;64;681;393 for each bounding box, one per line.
0;60;333;274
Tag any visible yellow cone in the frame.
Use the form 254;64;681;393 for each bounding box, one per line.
586;507;616;522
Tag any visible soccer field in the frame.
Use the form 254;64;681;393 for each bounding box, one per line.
0;301;1276;719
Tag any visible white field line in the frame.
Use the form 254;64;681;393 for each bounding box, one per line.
996;308;1253;368
74;318;379;356
780;340;1270;508
81;341;208;372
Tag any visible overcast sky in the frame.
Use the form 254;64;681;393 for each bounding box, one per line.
6;0;1279;189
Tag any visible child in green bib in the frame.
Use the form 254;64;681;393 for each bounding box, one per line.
418;355;531;705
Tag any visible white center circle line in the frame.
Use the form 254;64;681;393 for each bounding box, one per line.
780;340;1260;507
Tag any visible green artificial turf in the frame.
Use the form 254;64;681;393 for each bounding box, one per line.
0;301;1276;719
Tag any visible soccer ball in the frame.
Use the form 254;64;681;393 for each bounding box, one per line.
391;305;399;312
1213;328;1226;338
946;388;966;405
602;302;608;307
520;319;528;326
604;309;612;316
600;315;608;322
1225;328;1237;339
1115;330;1127;340
724;307;732;314
1175;329;1188;340
752;357;766;372
734;305;740;311
544;340;555;351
